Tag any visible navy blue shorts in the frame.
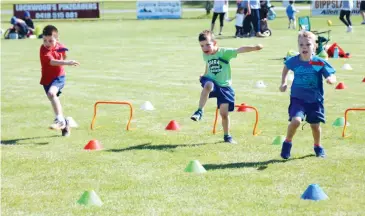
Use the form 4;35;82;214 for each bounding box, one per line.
200;77;235;112
43;76;65;97
288;97;325;124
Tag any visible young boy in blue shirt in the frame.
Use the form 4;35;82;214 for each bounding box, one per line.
279;31;336;159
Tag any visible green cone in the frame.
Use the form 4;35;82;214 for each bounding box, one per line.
184;160;207;173
332;117;350;127
77;190;103;207
272;135;285;145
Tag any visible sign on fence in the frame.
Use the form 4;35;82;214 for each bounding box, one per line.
311;0;361;16
136;0;182;19
13;3;100;19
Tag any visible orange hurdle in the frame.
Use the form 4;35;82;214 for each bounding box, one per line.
342;107;365;138
91;101;133;131
213;104;260;136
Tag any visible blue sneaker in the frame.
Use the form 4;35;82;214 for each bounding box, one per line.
280;141;292;159
224;135;237;144
314;146;326;158
191;110;203;121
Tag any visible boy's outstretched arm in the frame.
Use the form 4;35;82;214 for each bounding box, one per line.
50;59;79;66
279;65;289;92
237;44;263;53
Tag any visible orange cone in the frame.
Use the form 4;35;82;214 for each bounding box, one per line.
237;103;252;112
335;82;346;90
165;120;180;131
84;140;103;150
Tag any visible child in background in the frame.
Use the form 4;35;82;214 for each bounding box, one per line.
286;1;299;29
191;30;263;144
279;31;336;159
227;7;245;38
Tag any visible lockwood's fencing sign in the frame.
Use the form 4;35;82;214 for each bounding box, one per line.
13;3;100;19
137;0;182;19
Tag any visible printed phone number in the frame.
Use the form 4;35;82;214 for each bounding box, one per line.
35;12;78;19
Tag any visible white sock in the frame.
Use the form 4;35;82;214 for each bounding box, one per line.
56;115;65;122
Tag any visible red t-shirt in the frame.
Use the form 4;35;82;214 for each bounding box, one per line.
39;42;66;85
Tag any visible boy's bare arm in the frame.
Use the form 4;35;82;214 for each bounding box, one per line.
237;44;263;53
279;66;289;92
326;74;336;84
50;59;79;66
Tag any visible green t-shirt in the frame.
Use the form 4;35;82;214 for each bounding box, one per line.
203;47;238;87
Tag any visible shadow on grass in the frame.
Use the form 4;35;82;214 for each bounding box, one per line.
203;154;314;171
1;135;59;145
107;141;221;152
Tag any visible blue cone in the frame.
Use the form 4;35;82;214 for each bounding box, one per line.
301;184;328;201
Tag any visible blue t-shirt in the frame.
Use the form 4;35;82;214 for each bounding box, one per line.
286;5;296;18
285;55;335;103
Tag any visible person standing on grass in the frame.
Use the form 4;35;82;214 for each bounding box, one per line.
211;0;228;35
360;0;365;24
339;0;354;32
279;31;336;159
40;25;79;136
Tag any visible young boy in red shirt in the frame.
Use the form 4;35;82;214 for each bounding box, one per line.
40;25;79;136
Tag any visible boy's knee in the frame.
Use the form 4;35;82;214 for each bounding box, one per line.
47;91;57;98
204;82;214;91
290;118;301;127
220;112;229;119
310;123;320;130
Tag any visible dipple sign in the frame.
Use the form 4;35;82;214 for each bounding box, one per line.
311;0;361;15
13;3;100;19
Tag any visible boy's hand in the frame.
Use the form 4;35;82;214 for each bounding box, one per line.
279;84;287;92
67;60;79;66
255;44;263;50
326;75;336;84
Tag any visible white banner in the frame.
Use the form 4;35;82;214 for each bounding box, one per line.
311;0;361;16
136;0;181;19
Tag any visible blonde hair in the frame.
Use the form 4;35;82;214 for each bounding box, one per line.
298;31;317;50
198;30;215;42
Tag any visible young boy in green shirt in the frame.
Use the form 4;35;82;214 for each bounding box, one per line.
191;30;263;144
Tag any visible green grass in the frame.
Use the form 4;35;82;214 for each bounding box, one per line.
1;9;365;215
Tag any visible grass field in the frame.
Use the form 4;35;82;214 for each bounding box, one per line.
1;7;365;215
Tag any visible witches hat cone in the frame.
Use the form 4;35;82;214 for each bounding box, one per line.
301;184;328;201
184;160;207;173
165;120;180;131
272;135;285;145
237;103;252;112
332;117;350;127
335;82;346;90
140;101;155;111
77;190;103;206
84;140;103;150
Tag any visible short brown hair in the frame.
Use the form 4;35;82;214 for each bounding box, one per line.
43;25;58;36
198;30;215;42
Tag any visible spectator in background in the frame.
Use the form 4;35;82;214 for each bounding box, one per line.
243;0;265;37
10;16;29;39
23;11;35;31
360;0;365;24
339;0;354;32
211;0;228;35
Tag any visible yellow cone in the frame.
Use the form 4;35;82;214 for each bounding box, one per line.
327;20;332;26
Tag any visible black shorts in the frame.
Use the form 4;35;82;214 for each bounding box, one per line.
361;1;365;11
